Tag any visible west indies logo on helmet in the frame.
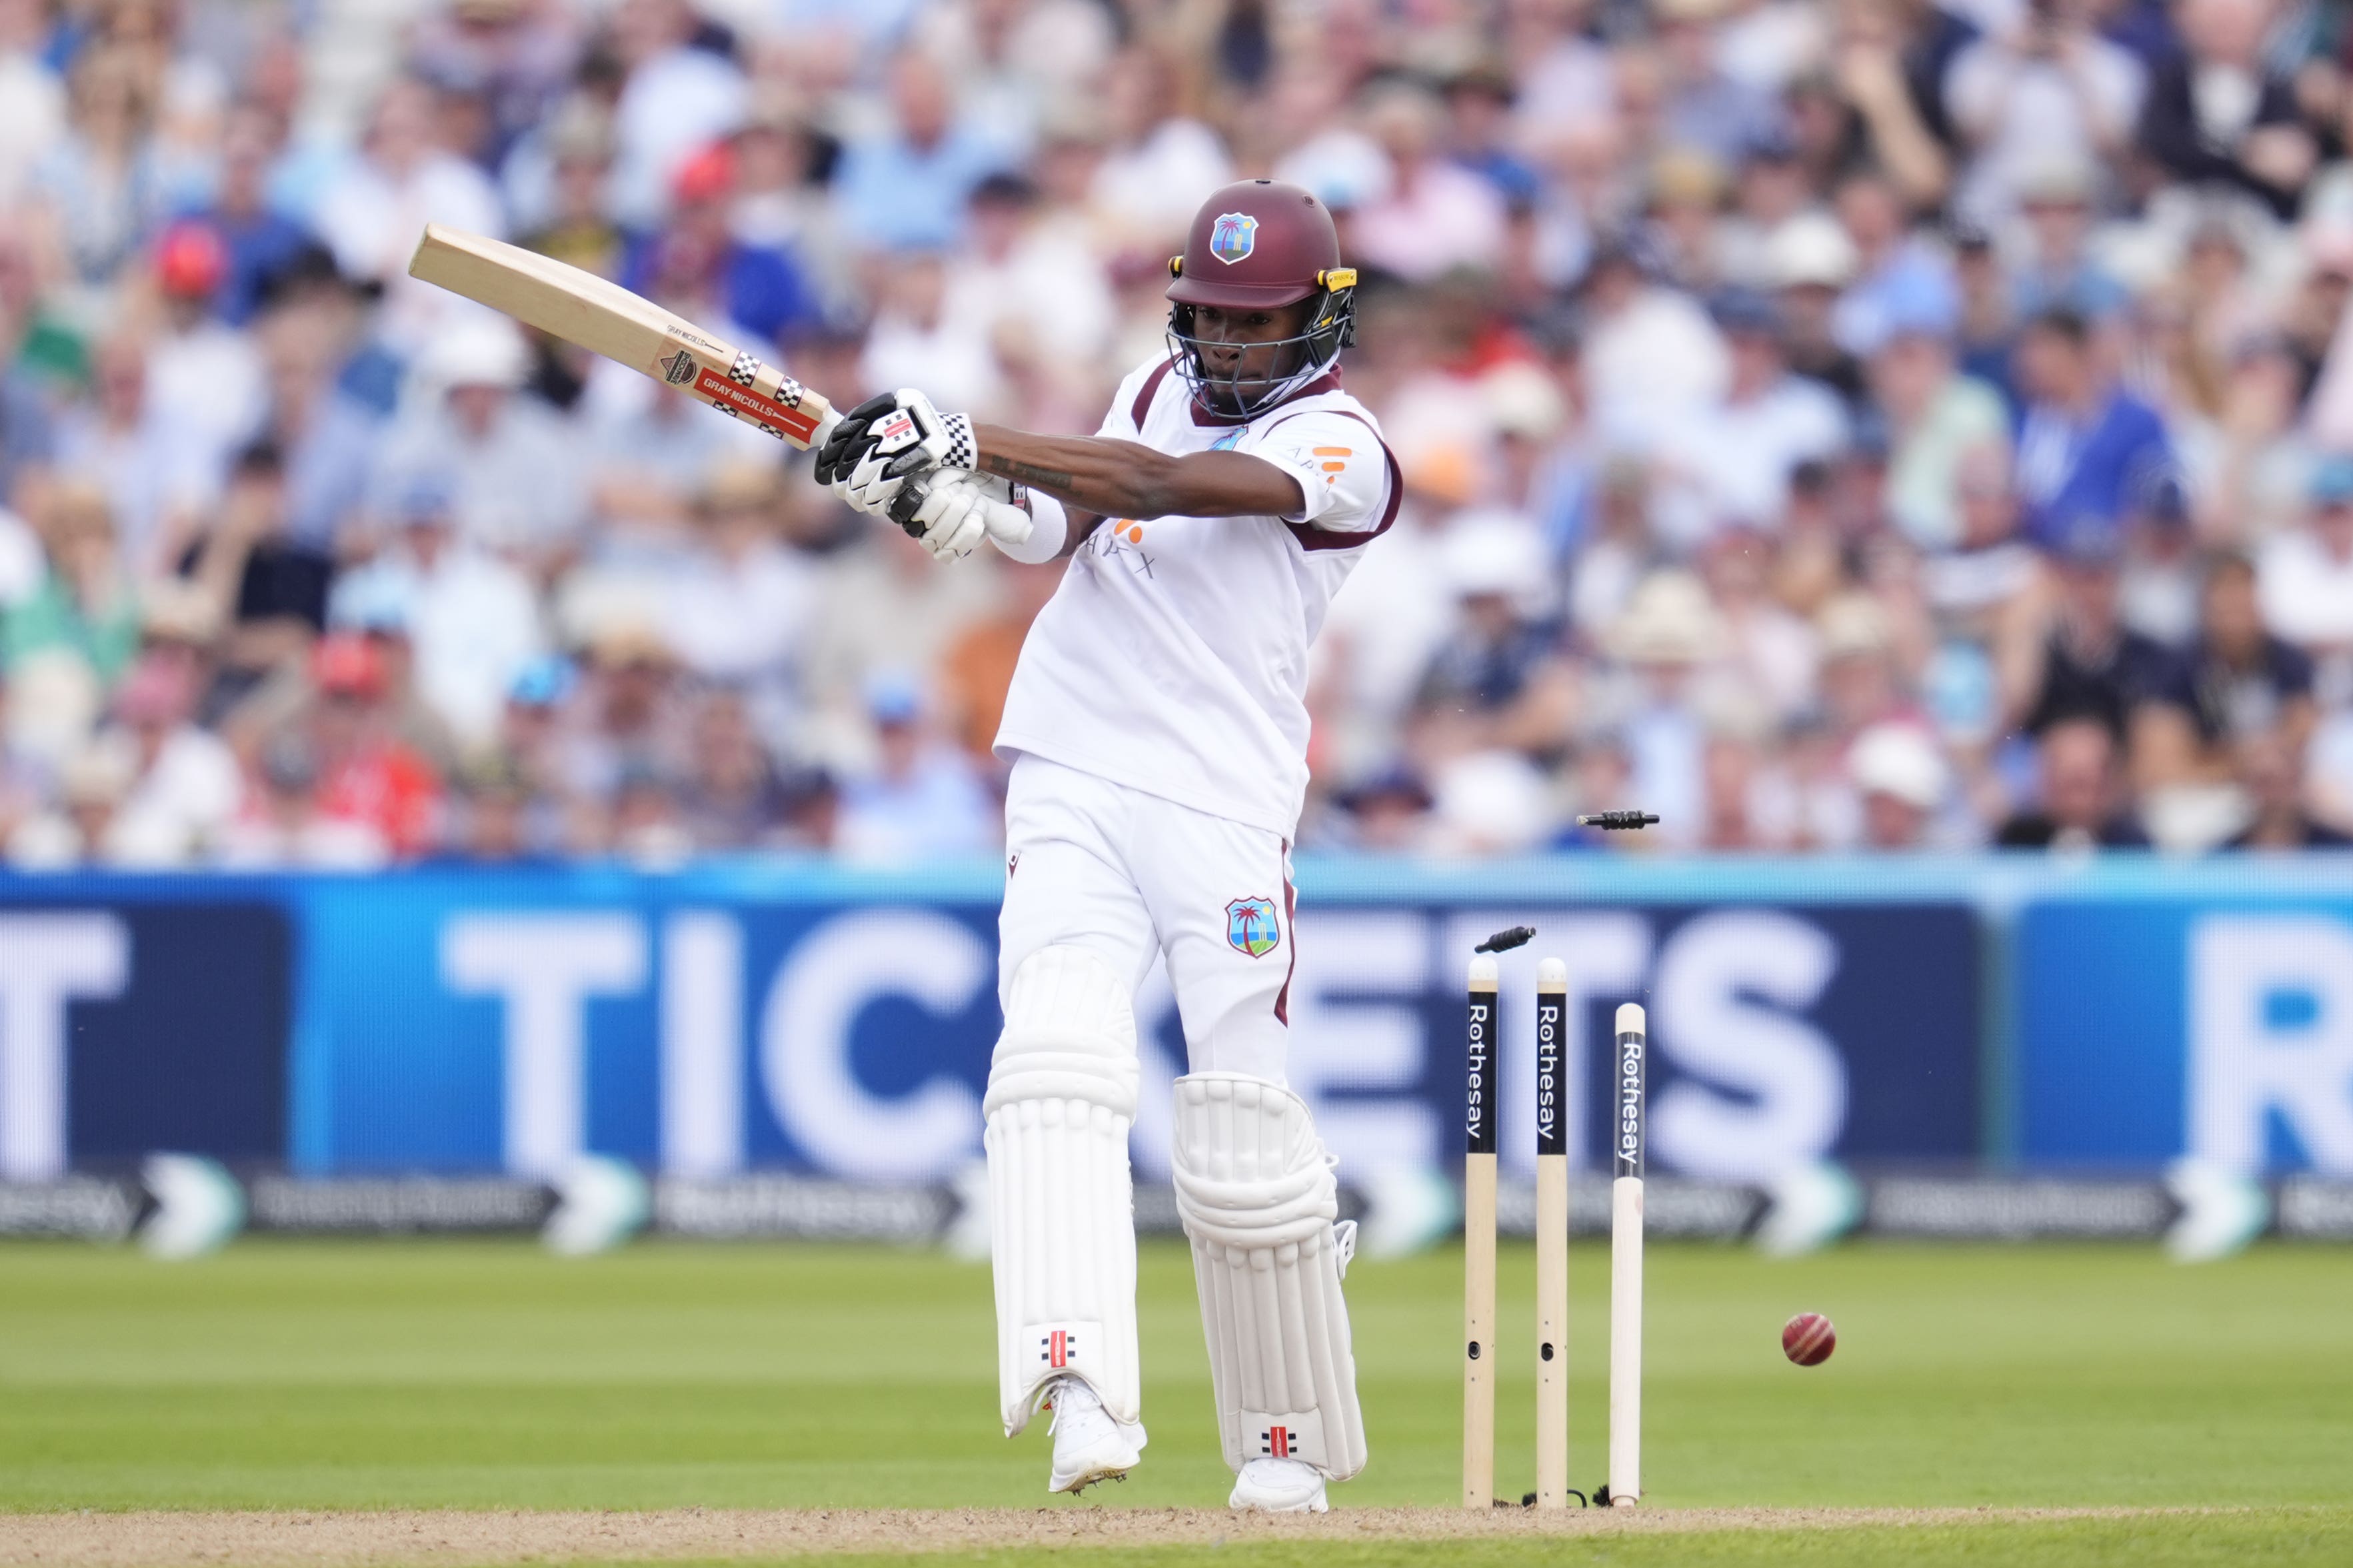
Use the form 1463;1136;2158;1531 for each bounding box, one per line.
1167;179;1358;419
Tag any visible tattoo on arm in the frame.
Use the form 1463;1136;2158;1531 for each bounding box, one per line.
982;452;1077;490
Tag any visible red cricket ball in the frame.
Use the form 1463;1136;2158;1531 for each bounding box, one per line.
1782;1311;1836;1367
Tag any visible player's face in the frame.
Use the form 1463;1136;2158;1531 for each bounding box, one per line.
1186;301;1315;411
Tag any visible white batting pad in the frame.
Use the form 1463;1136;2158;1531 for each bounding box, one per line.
983;945;1144;1437
1171;1073;1368;1480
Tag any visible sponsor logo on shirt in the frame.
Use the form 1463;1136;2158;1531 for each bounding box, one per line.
1087;520;1155;578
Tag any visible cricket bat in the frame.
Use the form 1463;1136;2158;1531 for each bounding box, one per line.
407;225;834;448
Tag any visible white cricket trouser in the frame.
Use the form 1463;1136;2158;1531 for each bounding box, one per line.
998;754;1295;1082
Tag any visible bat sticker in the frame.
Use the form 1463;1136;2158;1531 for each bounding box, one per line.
692;365;821;442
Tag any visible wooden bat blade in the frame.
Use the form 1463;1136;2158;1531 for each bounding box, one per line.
407;225;831;447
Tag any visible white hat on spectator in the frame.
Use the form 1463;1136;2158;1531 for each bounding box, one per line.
1816;592;1893;660
1427;748;1557;856
421;317;530;390
1850;722;1946;811
1608;569;1725;664
1767;214;1858;291
1442;512;1552;604
1482;362;1568;442
2016;155;2096;209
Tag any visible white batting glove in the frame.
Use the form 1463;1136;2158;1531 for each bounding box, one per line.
889;468;1035;561
821;389;975;516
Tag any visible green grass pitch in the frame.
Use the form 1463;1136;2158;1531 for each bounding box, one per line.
3;1238;2349;1565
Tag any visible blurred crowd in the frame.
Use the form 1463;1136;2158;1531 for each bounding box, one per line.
3;0;2353;865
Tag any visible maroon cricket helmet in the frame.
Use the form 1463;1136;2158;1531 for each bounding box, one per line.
1167;179;1344;309
1165;179;1359;415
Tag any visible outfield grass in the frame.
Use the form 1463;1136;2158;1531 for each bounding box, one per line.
4;1237;2350;1515
2;1238;2349;1563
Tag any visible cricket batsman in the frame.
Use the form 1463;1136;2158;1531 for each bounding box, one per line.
815;181;1394;1512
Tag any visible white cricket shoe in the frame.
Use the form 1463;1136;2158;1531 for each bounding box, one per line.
1228;1455;1329;1512
1046;1377;1144;1495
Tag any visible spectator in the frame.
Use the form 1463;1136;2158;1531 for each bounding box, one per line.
835;674;995;862
678;688;787;850
1332;766;1434;852
5;482;140;692
186;442;334;709
1410;518;1573;764
1830;169;1961;358
2012;308;2174;549
552;621;693;817
31;46;166;283
303;633;443;858
331;473;544;748
619;141;819;347
1851;720;1949;849
0;0;65;209
189;104;313;326
145;223;269;478
2006;522;2198;784
1579;238;1731;446
369;318;587;564
102;653;239;862
833;49;1012;253
55;335;218;576
251;267;388;552
2182;551;2313;760
2256;456;2353;657
313;76;506;351
2136;0;2314;221
2006;159;2128;322
437;750;543;864
945;172;1116;371
1868;289;2008;551
2222;728;2352;849
1662;291;1846;540
1085;44;1231;257
605;0;747;232
0;0;2347;868
661;458;814;734
1599;570;1730;846
1995;713;2151;847
8;741;141;867
858;249;1009;420
515;97;623;281
1653;0;1782;167
1942;0;2144;224
214;730;391;868
1350;83;1509;284
937;553;1062;764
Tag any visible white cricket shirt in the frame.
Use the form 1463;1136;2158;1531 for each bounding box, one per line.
994;354;1401;838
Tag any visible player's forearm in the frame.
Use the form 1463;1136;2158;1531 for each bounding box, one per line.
974;425;1190;518
973;424;1302;520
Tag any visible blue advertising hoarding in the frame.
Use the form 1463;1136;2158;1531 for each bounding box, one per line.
2016;894;2353;1176
0;899;289;1180
284;876;1984;1184
9;856;2353;1185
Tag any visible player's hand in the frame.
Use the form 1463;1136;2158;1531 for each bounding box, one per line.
816;388;975;515
889;468;1035;561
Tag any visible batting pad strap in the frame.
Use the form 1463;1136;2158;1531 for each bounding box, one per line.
987;946;1143;1437
1171;1072;1368;1481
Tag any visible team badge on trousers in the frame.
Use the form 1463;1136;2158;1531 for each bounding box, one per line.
1226;896;1280;958
1209;211;1259;263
